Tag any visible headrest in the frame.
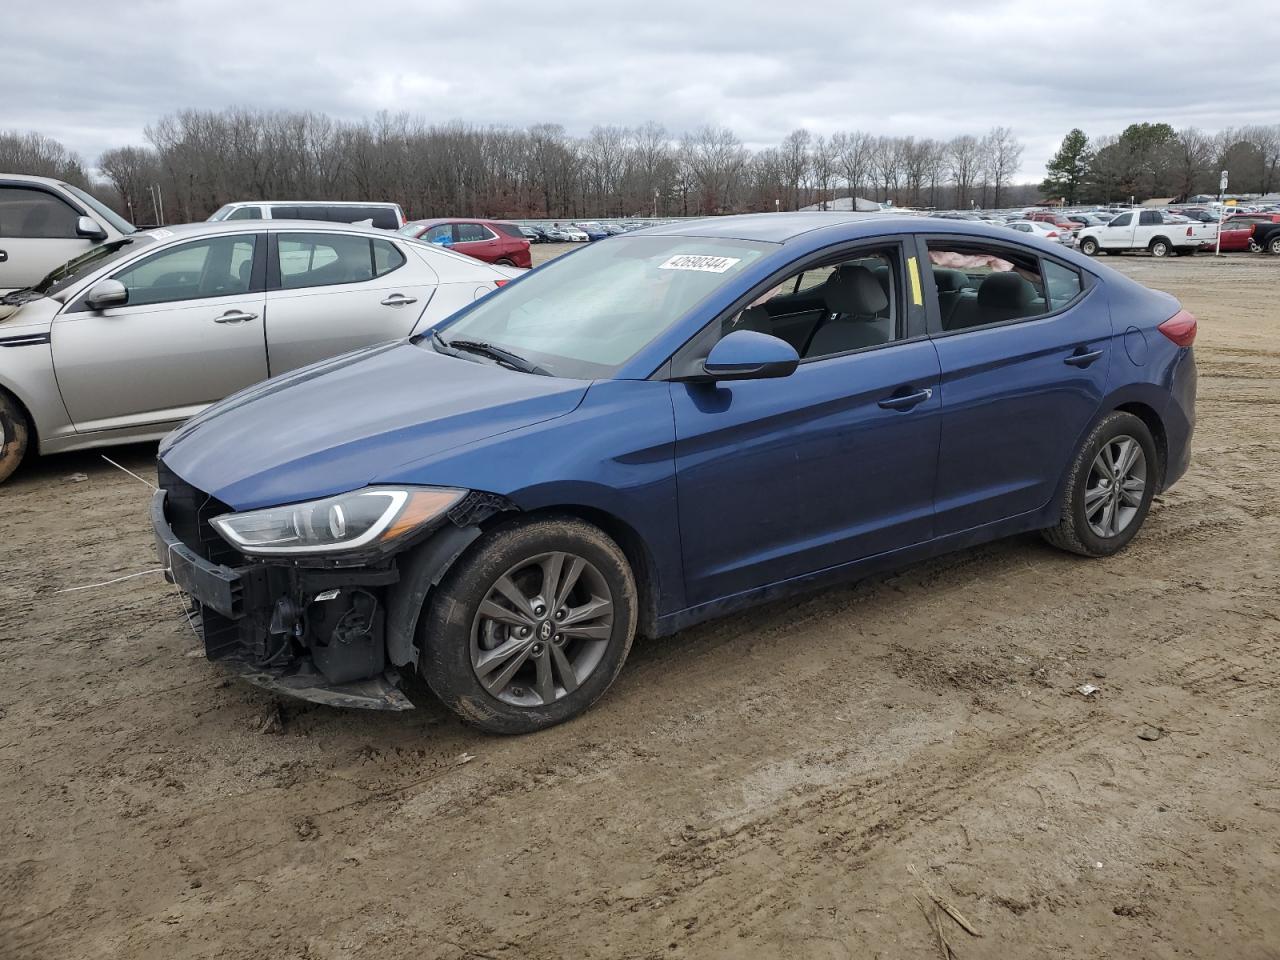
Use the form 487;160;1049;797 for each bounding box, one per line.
977;271;1035;309
826;264;889;316
932;268;966;293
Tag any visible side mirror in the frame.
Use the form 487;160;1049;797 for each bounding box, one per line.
85;279;129;311
76;216;108;242
699;330;799;381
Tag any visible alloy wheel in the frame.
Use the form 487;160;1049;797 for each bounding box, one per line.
1084;435;1147;538
470;551;614;707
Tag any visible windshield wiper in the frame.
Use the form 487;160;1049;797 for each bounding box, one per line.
433;332;549;375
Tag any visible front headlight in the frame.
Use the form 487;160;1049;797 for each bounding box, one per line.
210;486;465;556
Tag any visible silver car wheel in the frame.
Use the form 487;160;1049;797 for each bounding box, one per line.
470;551;614;707
1085;435;1147;538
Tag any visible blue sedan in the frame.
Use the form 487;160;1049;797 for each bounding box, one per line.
154;213;1197;733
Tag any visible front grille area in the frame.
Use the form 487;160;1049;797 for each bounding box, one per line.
158;458;249;659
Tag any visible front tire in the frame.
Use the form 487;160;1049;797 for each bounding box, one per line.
0;390;30;484
1043;412;1158;558
419;516;638;734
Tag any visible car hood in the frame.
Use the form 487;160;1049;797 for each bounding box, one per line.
159;340;591;510
0;295;58;328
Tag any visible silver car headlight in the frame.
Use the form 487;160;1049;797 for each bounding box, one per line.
211;486;466;556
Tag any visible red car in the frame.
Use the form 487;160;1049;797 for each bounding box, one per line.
398;218;532;269
1025;210;1078;232
1214;213;1280;252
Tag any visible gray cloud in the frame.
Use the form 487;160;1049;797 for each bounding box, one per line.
6;0;1280;180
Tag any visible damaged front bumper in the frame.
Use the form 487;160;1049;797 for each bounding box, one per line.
151;488;481;711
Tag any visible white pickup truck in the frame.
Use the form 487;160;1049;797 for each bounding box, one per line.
1075;209;1217;258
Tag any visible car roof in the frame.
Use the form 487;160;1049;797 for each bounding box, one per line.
635;211;912;243
226;200;401;208
139;220;399;239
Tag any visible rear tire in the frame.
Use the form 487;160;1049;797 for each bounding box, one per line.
495;258;515;267
419;515;638;734
1079;237;1099;256
1269;236;1280;256
0;390;30;484
1043;412;1158;558
1149;238;1171;258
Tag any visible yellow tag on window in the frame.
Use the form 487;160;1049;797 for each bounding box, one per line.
907;256;923;306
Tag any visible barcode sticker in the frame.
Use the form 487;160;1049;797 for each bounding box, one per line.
658;254;741;273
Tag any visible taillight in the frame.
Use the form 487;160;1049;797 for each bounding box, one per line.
494;279;510;288
1047;231;1059;238
1186;227;1193;237
1158;309;1197;347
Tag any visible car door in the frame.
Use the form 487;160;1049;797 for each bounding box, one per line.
669;240;941;606
453;222;499;262
264;230;439;374
1099;212;1136;248
0;184;95;291
922;235;1111;536
52;232;269;432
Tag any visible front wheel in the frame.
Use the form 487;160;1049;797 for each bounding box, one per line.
0;390;30;484
1079;237;1099;256
419;516;638;734
1042;412;1158;558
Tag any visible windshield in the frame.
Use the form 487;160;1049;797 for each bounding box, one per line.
208;204;234;221
35;235;155;297
431;235;771;378
63;184;135;235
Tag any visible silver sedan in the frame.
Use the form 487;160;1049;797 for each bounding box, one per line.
0;220;519;482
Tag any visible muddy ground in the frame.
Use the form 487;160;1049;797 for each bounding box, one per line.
2;252;1278;959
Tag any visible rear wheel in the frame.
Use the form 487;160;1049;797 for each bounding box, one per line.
1269;236;1280;256
1043;411;1158;558
1079;237;1100;256
1149;237;1171;258
0;391;30;484
419;516;638;734
495;258;515;267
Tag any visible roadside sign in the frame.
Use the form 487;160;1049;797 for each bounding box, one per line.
1220;170;1229;192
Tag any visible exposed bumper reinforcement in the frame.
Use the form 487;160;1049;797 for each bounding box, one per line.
228;662;415;711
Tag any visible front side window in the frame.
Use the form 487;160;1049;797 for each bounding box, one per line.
112;235;257;306
434;235;770;378
277;233;387;288
226;206;263;221
424;224;452;243
0;187;80;239
926;242;1048;332
456;222;493;243
720;248;900;361
1110;213;1133;227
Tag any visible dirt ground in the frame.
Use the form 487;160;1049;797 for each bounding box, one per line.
2;251;1279;960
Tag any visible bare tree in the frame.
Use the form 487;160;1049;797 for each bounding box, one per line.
809;136;836;210
832;130;872;205
778;129;811;210
946;135;982;209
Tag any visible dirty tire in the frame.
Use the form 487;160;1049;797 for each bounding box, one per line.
1079;237;1099;256
1042;411;1158;558
420;515;637;735
1150;238;1171;258
0;390;30;484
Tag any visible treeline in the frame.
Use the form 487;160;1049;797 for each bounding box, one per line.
4;109;1036;223
1043;123;1280;204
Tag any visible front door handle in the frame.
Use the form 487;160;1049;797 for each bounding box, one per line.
878;387;933;411
213;310;258;324
0;249;7;262
1064;347;1103;367
380;294;418;307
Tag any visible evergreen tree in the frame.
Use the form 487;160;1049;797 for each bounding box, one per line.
1042;129;1092;204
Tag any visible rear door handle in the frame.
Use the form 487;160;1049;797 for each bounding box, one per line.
381;294;418;307
0;250;7;262
878;387;933;411
1064;347;1103;367
213;310;257;324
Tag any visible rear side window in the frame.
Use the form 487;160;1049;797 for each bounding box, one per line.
456;222;493;243
0;186;80;238
112;236;257;306
373;238;405;277
494;222;527;239
1043;260;1083;310
1139;211;1162;226
926;242;1048;332
278;233;374;288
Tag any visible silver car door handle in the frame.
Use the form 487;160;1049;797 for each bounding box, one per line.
380;294;418;307
878;387;933;411
213;310;258;324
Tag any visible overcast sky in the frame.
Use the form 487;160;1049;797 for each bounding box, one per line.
7;0;1280;182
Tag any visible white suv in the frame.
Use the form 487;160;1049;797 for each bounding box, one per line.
0;174;137;294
